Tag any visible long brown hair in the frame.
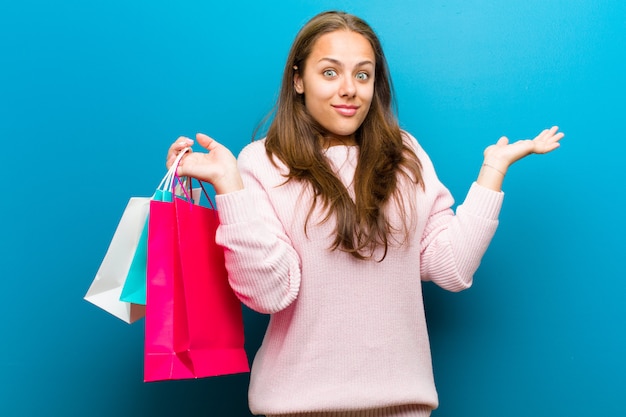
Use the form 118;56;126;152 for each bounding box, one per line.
264;11;423;260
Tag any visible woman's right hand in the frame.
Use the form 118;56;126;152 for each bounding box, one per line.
166;133;244;195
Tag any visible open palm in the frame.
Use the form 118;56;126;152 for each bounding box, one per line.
484;126;564;167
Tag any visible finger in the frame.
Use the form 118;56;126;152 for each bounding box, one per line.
496;136;509;146
542;142;561;153
166;136;194;168
544;132;565;147
167;137;194;160
549;132;565;146
166;151;186;169
534;130;564;153
540;126;561;141
173;136;194;151
533;128;553;142
196;132;220;151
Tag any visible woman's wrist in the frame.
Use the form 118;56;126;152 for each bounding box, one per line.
481;154;511;175
482;162;507;177
213;170;244;195
476;158;509;192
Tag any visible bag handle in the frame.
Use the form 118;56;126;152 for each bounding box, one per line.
156;147;190;194
168;148;215;209
174;174;215;210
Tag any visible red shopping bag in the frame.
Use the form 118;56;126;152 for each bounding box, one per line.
144;179;249;382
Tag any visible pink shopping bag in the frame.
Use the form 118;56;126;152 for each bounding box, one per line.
144;178;249;382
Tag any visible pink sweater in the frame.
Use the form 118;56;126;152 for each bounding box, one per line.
215;133;503;417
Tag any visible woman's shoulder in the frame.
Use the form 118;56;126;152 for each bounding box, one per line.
400;129;425;154
237;138;289;176
399;129;439;176
237;138;274;167
238;138;267;158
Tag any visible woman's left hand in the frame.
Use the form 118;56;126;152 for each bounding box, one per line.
483;126;565;173
477;126;565;191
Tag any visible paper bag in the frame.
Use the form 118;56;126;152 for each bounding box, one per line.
144;179;249;382
84;197;149;323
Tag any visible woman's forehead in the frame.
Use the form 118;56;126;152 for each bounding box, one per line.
307;30;375;65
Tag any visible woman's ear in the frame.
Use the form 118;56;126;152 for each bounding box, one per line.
293;66;304;94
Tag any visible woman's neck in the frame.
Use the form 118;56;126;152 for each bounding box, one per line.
321;134;357;148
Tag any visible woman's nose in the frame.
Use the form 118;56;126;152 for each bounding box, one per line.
339;76;356;97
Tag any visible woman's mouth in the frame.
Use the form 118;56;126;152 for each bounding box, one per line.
332;104;359;117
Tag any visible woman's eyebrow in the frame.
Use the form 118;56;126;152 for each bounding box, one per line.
317;57;375;67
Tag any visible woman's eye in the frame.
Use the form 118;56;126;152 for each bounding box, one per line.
323;69;337;77
356;72;369;81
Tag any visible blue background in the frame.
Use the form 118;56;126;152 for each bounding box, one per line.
2;0;625;416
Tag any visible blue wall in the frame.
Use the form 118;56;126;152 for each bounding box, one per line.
2;1;624;415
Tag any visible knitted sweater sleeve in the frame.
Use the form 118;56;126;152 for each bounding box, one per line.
214;143;301;314
414;138;504;292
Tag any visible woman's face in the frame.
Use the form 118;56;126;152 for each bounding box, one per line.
294;30;375;145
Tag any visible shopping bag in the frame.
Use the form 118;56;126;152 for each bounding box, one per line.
120;150;199;306
119;218;150;305
144;176;249;382
84;197;150;323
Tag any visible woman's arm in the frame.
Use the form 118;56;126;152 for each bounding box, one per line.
166;134;301;313
477;126;565;191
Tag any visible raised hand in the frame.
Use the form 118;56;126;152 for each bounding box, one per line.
477;126;565;191
166;133;244;194
483;126;564;170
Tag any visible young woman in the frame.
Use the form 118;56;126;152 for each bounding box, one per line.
166;11;563;417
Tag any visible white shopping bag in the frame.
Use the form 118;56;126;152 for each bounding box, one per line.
84;197;150;323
